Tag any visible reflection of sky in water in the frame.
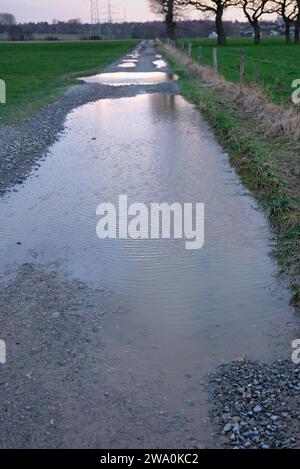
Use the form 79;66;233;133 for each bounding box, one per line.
0;93;296;374
118;62;137;69
79;72;178;86
153;59;168;69
122;58;139;63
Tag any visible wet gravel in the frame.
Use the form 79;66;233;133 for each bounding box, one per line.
0;263;194;448
209;358;300;449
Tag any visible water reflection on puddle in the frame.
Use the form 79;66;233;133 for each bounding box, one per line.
153;59;167;69
118;62;137;68
80;71;178;86
127;53;139;60
122;58;138;62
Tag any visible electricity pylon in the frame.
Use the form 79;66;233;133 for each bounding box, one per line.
100;1;119;40
90;0;101;38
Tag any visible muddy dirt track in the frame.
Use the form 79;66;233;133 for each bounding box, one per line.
0;41;299;449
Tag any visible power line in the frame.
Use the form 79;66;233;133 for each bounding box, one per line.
99;1;120;40
90;0;101;38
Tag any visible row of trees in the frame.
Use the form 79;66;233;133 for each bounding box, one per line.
0;12;16;26
150;0;300;45
1;17;266;40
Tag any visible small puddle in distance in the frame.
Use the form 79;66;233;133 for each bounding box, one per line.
80;71;178;86
122;58;138;63
118;62;137;68
153;59;168;69
127;53;139;60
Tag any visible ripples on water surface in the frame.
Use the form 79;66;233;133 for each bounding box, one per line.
0;91;295;379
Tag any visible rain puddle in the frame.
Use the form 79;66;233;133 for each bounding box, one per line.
122;58;139;63
80;71;178;86
127;53;139;60
153;59;168;69
118;62;137;68
0;65;297;438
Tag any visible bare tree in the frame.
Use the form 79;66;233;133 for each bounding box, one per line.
239;0;271;44
182;0;237;45
0;12;16;26
273;0;297;43
149;0;183;40
68;18;82;24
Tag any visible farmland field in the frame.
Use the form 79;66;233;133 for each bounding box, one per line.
182;37;300;105
0;40;138;123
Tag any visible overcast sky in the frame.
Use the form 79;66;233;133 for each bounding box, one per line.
0;0;246;23
0;0;157;23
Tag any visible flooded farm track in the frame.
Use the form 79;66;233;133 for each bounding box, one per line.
0;41;298;448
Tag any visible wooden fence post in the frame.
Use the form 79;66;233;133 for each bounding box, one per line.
213;47;218;72
188;43;192;57
198;46;202;62
240;52;245;86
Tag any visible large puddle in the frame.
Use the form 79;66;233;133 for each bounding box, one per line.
0;64;297;437
0;93;295;356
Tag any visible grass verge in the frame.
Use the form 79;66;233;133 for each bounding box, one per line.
161;44;300;307
0;40;138;124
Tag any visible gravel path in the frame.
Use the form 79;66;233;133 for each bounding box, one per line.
1;40;299;449
209;358;300;449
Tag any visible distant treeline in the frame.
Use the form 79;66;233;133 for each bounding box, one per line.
0;18;282;41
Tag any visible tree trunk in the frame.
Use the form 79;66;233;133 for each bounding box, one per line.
216;7;226;46
253;21;261;45
165;0;176;41
284;21;291;44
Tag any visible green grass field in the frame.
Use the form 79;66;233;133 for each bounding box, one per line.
0;40;138;123
182;37;300;105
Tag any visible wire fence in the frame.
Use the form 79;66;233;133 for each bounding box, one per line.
165;38;297;105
